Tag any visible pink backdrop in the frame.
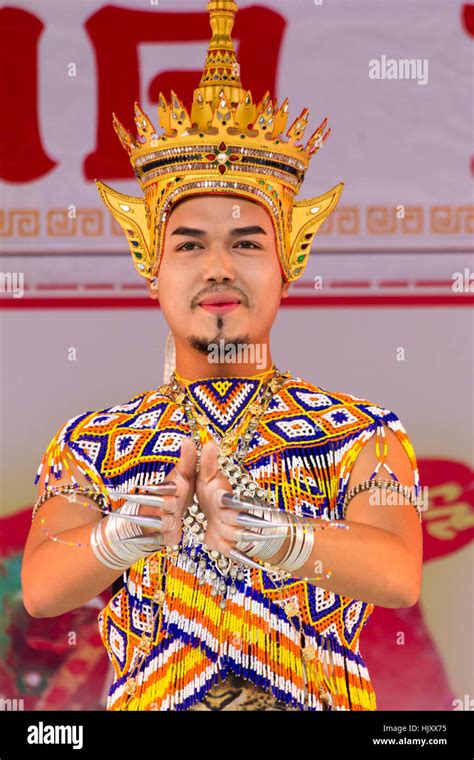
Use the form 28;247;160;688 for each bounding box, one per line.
0;0;473;711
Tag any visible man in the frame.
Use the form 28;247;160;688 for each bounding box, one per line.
22;0;423;711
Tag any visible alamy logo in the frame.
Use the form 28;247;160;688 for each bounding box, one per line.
369;55;429;85
0;272;24;298
27;722;84;750
0;697;24;710
452;694;474;711
207;339;267;369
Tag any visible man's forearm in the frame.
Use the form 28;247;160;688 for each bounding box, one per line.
265;518;418;608
21;521;126;618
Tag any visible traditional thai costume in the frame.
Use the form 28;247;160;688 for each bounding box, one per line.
35;369;420;710
33;0;422;711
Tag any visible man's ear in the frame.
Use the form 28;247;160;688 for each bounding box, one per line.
281;279;290;299
147;277;160;300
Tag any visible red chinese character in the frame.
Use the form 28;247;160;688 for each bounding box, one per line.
83;4;285;181
0;8;57;182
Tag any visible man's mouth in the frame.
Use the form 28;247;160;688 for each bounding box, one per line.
198;294;242;314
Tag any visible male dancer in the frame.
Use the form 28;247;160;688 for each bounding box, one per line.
22;1;422;711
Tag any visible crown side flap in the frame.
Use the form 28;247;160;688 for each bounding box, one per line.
95;180;153;279
288;183;344;279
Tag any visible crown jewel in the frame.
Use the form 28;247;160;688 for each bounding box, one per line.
95;0;343;282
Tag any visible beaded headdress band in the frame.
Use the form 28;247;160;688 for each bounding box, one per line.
95;0;343;283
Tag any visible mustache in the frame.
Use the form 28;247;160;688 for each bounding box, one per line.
191;285;249;308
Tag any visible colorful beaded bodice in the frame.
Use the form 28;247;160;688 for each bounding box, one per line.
34;372;420;711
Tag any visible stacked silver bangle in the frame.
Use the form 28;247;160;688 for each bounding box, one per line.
276;513;315;572
235;508;291;560
90;500;166;571
235;508;315;573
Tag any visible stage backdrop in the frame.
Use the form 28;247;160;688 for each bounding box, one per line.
0;0;472;712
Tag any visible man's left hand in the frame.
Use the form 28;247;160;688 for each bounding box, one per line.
195;440;242;556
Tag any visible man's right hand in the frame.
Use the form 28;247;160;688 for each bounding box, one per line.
119;436;198;547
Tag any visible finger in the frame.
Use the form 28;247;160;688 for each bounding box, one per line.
235;513;291;531
206;532;234;558
234;529;285;542
139;482;177;495
158;512;178;533
218;495;292;528
108;510;178;533
109;492;178;516
221;492;277;512
170;436;198;486
112;493;166;507
198;439;220;484
127;510;178;533
228;548;265;571
107;511;163;530
219;519;286;544
108;482;177;506
218;503;287;529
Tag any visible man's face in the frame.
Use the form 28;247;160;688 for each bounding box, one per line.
147;195;290;358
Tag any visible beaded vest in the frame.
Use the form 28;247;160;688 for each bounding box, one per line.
34;373;420;711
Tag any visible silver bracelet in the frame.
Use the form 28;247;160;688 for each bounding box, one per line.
252;510;291;561
234;507;290;560
278;513;315;572
233;501;266;557
278;515;301;571
111;500;166;552
90;501;165;570
289;519;315;570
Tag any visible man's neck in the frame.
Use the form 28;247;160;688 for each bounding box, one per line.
171;335;275;382
174;358;275;383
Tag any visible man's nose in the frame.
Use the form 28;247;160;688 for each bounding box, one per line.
201;243;236;281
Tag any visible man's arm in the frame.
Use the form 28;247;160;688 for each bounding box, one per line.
22;439;197;618
200;429;423;609
22;450;126;618
267;426;423;607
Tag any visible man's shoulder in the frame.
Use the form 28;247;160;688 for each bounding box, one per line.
281;375;400;434
35;386;178;486
284;375;390;413
50;386;176;445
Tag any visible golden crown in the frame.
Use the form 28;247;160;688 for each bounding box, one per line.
95;0;343;282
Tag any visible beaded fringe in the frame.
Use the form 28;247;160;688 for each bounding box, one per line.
101;552;377;711
98;439;377;713
36;406;386;713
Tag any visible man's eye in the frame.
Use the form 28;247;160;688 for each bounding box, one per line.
235;241;260;249
177;240;260;251
177;242;201;251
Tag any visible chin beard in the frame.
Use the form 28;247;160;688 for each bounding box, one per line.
188;334;252;356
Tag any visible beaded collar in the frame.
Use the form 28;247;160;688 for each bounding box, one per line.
172;365;277;436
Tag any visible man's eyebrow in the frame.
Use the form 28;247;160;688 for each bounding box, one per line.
171;227;206;237
170;225;267;237
230;226;267;237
